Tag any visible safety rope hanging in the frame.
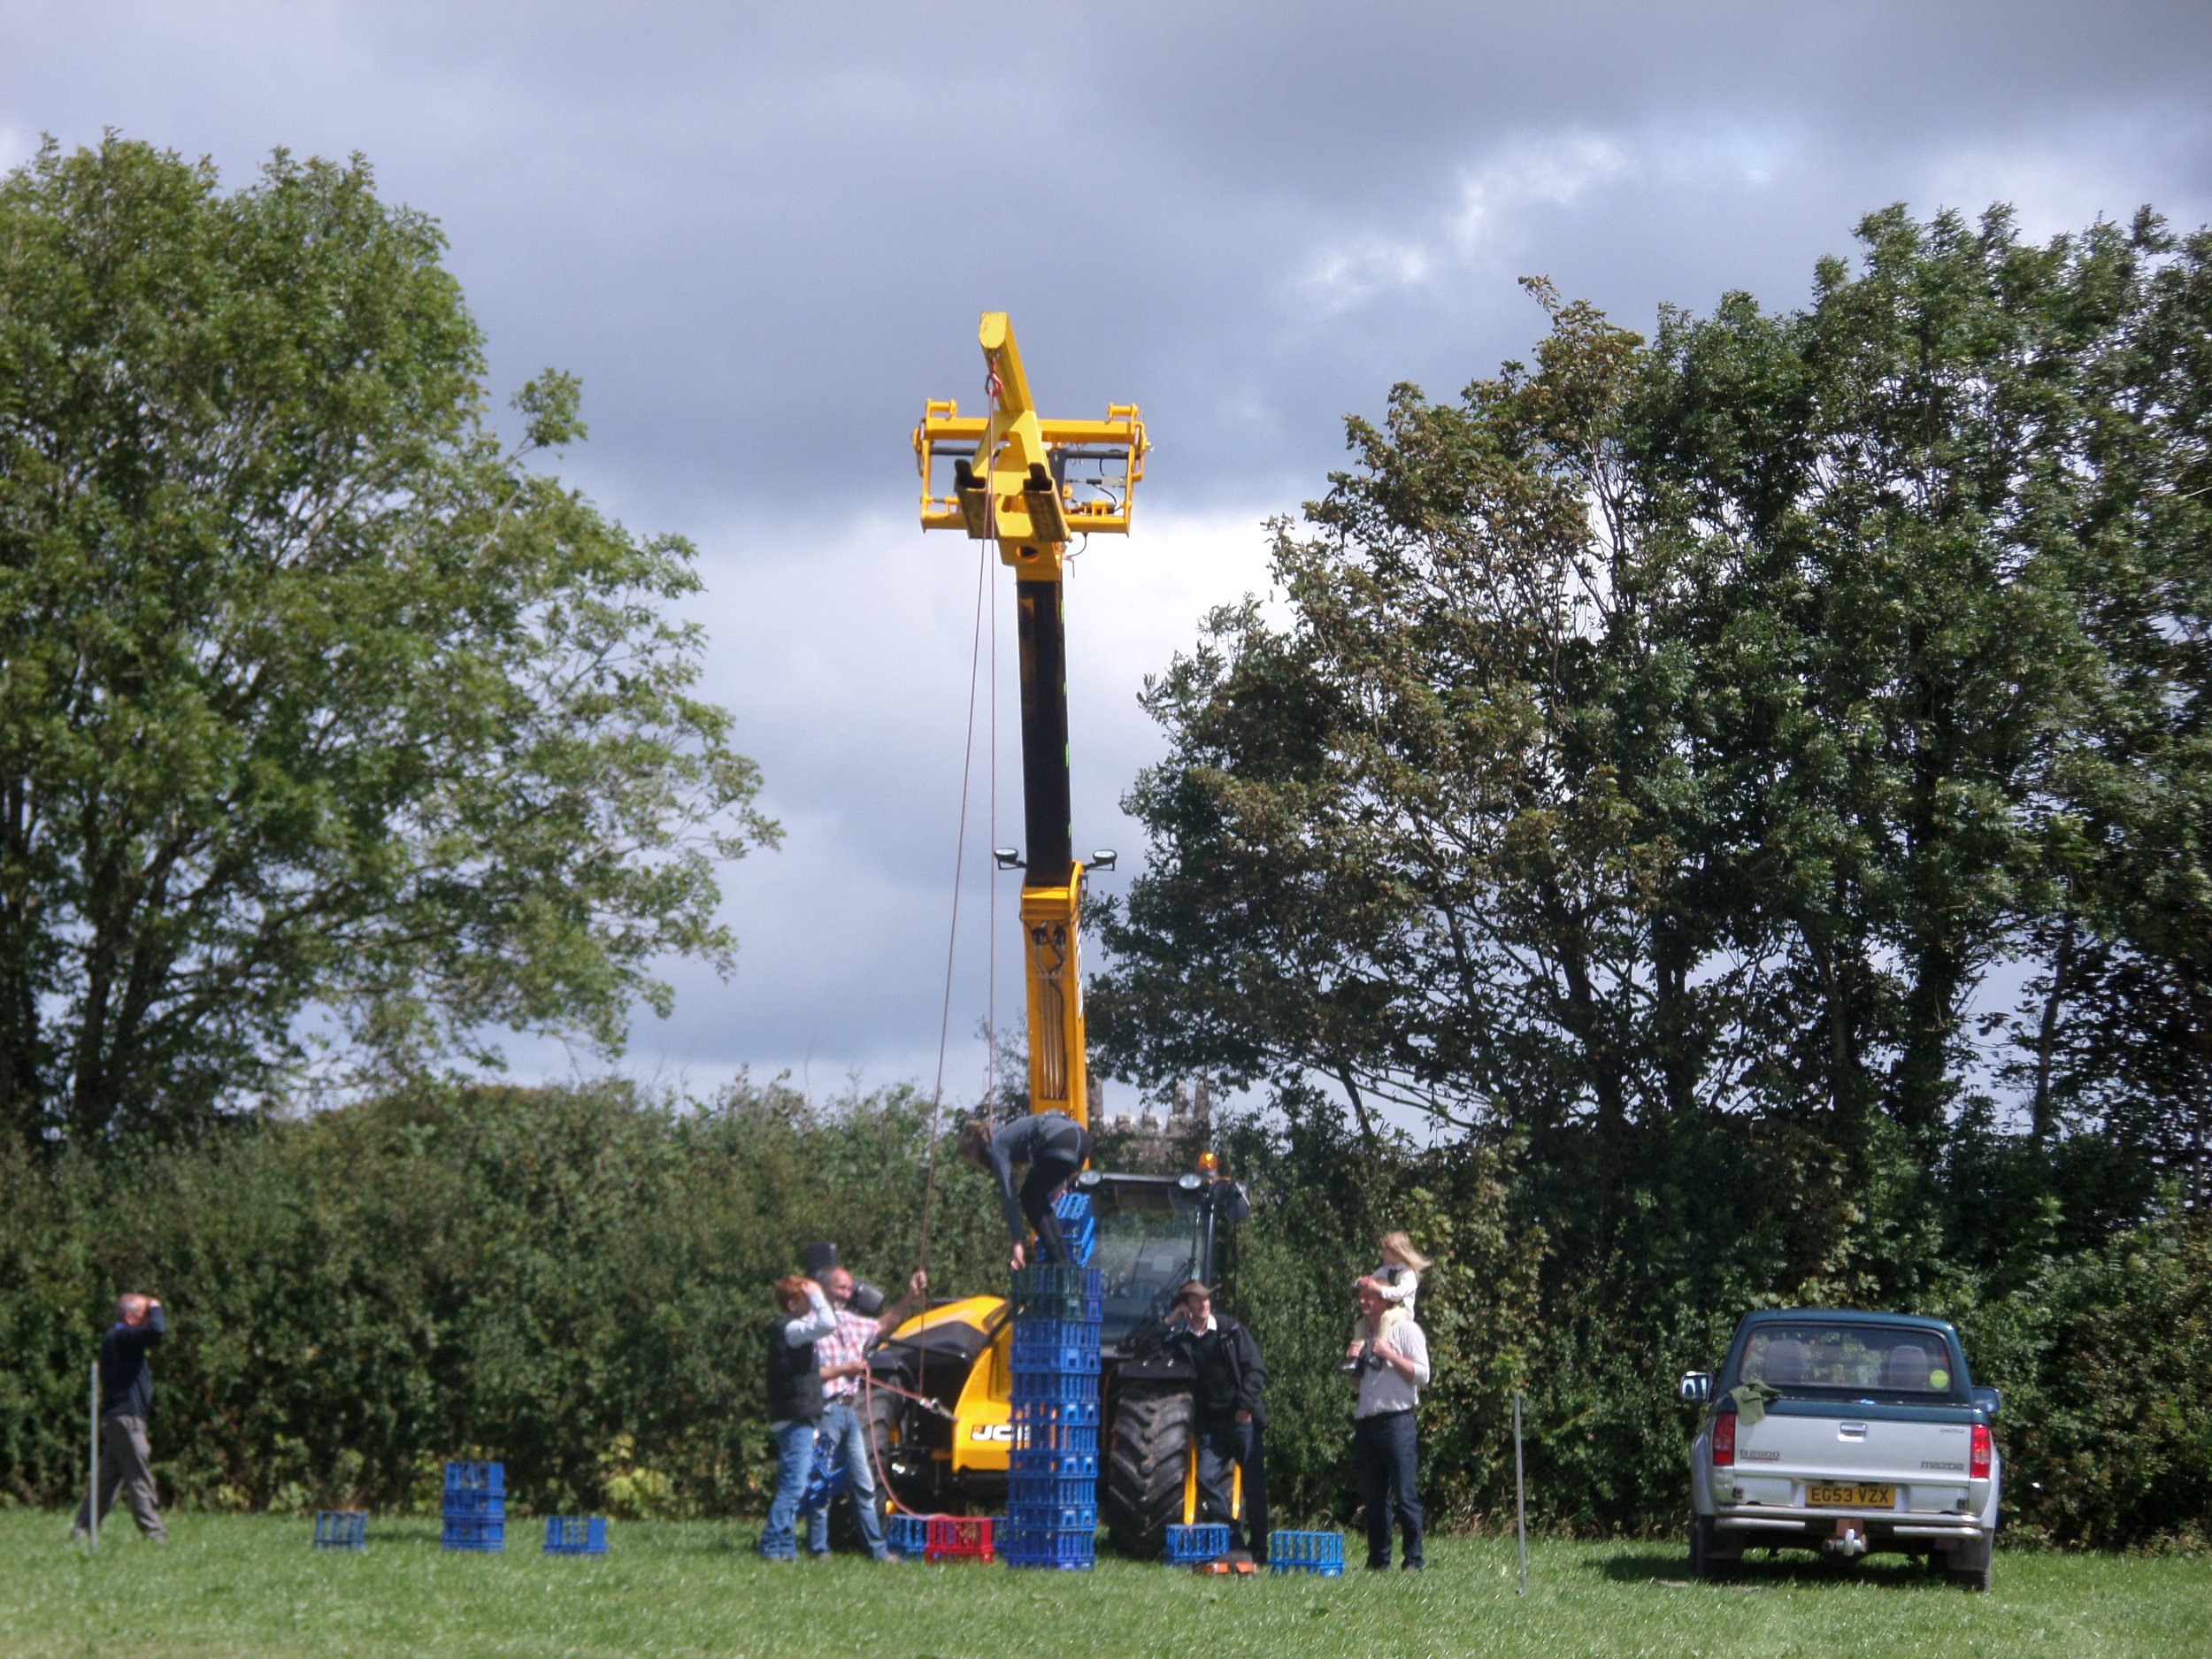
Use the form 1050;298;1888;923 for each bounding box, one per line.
917;529;992;1280
917;346;1012;1279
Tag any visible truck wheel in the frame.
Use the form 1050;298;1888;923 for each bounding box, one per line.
1945;1536;1993;1593
1691;1516;1740;1581
1106;1387;1194;1560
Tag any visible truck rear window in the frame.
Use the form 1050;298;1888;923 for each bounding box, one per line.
1739;1325;1957;1395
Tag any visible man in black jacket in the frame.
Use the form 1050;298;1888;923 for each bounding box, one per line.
73;1294;169;1541
1168;1280;1270;1561
760;1275;836;1561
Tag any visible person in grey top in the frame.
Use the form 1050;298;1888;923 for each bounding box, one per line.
1349;1277;1431;1571
73;1294;169;1542
957;1110;1094;1268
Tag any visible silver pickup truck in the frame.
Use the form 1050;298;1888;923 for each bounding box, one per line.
1679;1310;2001;1590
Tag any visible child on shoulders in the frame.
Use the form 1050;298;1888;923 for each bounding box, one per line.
1345;1231;1432;1370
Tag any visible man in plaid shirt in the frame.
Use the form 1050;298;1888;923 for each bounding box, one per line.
807;1263;926;1559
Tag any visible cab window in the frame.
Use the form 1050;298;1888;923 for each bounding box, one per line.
1740;1325;1958;1396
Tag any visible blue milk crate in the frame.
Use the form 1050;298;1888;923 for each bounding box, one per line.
1009;1265;1104;1320
1010;1263;1101;1300
543;1516;608;1555
1269;1530;1346;1576
885;1513;929;1559
1009;1369;1100;1403
1010;1425;1099;1463
1007;1500;1097;1533
1008;1448;1098;1480
312;1510;367;1551
1012;1292;1102;1322
441;1517;505;1552
1010;1418;1099;1459
1010;1473;1097;1509
800;1440;852;1511
1051;1193;1097;1264
1164;1522;1230;1563
1011;1317;1101;1354
1010;1398;1101;1431
1001;1525;1096;1570
442;1487;505;1520
445;1461;504;1496
1010;1338;1102;1376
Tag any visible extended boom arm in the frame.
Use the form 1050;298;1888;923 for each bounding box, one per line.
914;314;1148;1129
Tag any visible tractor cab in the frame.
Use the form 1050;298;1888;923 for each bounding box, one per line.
1078;1169;1251;1356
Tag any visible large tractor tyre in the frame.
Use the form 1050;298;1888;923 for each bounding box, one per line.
1106;1387;1194;1560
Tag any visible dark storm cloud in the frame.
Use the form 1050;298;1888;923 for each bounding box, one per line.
5;2;2209;1093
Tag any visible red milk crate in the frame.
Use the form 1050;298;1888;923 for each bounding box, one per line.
923;1515;995;1563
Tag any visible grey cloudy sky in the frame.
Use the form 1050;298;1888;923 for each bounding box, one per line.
6;3;2210;1105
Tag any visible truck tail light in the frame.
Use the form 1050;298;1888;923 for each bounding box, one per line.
1970;1423;1991;1480
1711;1408;1736;1468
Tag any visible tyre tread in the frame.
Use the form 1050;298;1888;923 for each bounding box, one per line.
1105;1388;1194;1560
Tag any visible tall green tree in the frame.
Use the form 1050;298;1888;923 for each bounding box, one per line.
1096;204;2207;1204
2019;219;2212;1201
0;137;777;1142
1639;205;2146;1148
1090;283;1695;1162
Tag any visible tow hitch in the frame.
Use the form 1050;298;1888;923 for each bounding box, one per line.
1822;1523;1869;1559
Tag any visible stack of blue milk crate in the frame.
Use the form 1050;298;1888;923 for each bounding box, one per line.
442;1462;504;1551
1002;1193;1102;1570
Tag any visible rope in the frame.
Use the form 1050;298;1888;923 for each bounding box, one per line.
862;1368;957;1524
873;362;1010;1530
866;1373;956;1418
919;352;1007;1273
918;531;990;1279
985;495;1000;1112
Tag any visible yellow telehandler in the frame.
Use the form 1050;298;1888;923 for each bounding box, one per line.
863;315;1250;1557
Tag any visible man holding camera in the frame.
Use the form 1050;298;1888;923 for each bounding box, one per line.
1349;1277;1430;1571
73;1293;170;1543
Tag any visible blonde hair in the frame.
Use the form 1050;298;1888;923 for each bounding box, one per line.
1379;1231;1432;1272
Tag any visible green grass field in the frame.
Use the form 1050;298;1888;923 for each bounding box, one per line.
2;1513;2205;1659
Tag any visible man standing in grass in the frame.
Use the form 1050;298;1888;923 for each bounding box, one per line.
73;1294;170;1543
808;1263;927;1560
1168;1280;1271;1563
761;1275;836;1562
1350;1278;1429;1571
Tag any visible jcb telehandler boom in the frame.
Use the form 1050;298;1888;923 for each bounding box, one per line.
912;311;1146;1125
861;316;1249;1556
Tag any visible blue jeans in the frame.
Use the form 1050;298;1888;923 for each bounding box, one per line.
760;1419;816;1558
808;1401;887;1558
1354;1409;1423;1568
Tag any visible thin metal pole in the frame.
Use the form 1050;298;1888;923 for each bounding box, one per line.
88;1358;100;1553
1514;1389;1526;1594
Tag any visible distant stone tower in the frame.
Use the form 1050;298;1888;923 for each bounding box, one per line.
1093;1077;1212;1172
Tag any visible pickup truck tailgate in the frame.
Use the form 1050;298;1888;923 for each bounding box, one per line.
1738;1402;1978;1509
